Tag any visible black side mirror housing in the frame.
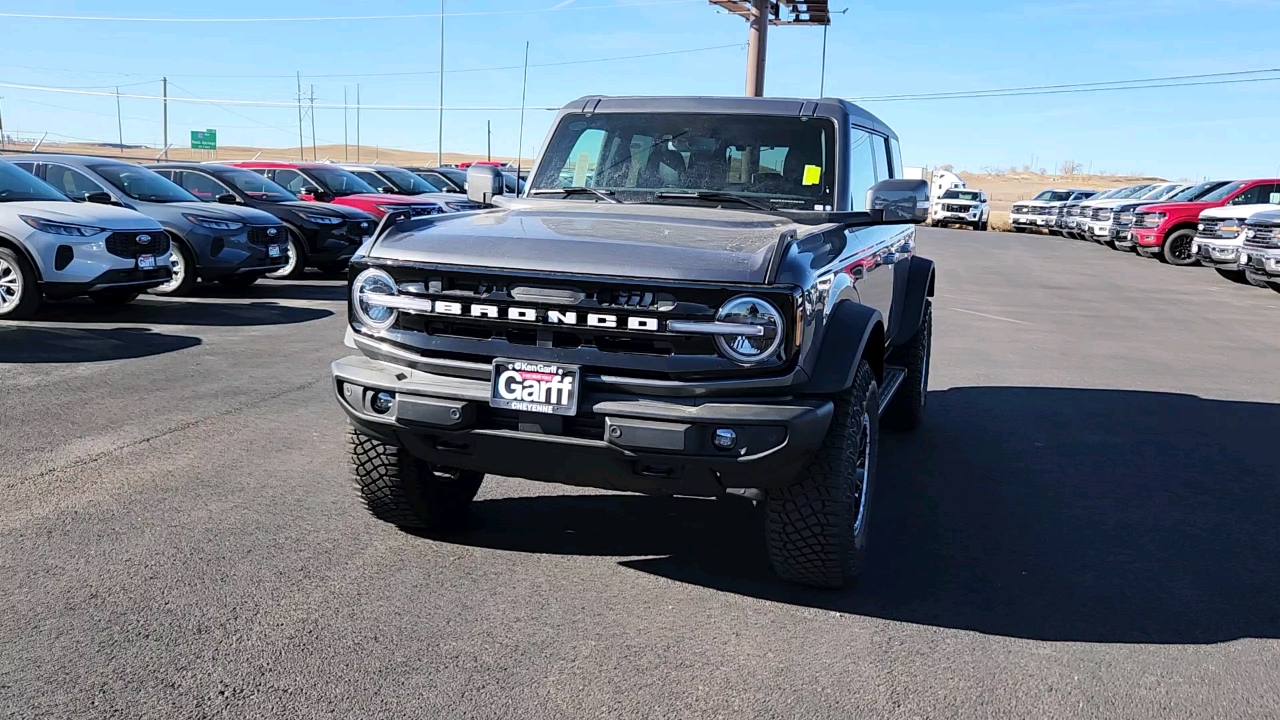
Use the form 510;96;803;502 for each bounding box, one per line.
301;185;333;202
867;179;930;224
378;186;396;194
215;193;239;205
84;191;114;205
466;165;505;206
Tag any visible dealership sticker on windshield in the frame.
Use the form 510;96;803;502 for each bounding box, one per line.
490;359;581;416
802;165;822;186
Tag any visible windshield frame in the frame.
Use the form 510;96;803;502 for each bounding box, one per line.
0;162;71;203
529;112;839;209
88;163;199;204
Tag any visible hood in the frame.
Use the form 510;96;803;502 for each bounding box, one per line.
138;201;283;225
370;199;804;284
1015;200;1052;207
1086;198;1140;209
278;200;373;220
339;193;434;206
1199;203;1280;221
1136;200;1215;215
1246;209;1280;225
0;200;163;231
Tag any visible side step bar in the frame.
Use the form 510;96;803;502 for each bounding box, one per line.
878;365;908;414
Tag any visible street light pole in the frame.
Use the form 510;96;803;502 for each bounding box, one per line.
161;76;169;160
437;0;445;167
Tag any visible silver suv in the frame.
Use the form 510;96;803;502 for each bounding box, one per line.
0;160;170;319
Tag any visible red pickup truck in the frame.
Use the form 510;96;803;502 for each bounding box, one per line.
1130;178;1280;264
223;161;442;220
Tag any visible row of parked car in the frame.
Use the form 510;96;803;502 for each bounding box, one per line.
0;154;520;319
1009;178;1280;289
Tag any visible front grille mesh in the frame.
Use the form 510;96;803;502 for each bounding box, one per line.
246;226;284;247
104;231;171;259
1244;225;1280;250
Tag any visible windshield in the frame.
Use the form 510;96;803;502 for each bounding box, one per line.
1200;181;1246;203
378;167;441;194
531;112;837;208
214;168;296;202
90;164;197;203
0;162;69;202
941;190;982;201
1111;184;1154;199
1033;190;1074;202
1138;184;1180;200
306;167;378;197
1166;181;1228;202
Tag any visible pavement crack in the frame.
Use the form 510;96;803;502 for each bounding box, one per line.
14;376;329;483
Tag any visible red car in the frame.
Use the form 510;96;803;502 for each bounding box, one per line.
223;161;442;220
455;161;509;170
1130;178;1280;264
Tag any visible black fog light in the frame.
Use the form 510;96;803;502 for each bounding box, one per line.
371;391;395;415
713;428;737;450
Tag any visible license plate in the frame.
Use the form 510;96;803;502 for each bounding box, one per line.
137;254;156;270
490;359;580;416
268;244;282;258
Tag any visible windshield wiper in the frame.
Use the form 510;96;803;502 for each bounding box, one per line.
529;187;622;204
652;191;774;212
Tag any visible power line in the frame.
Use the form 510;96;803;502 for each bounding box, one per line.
854;74;1280;103
0;0;703;23
0;43;743;81
852;67;1280;102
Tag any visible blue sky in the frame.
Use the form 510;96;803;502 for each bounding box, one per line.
0;0;1278;179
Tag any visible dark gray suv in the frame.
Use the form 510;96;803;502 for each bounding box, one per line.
9;155;288;295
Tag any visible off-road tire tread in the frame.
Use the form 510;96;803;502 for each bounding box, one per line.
883;301;931;432
348;427;483;531
765;361;878;589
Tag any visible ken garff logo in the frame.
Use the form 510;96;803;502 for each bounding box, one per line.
136;234;152;245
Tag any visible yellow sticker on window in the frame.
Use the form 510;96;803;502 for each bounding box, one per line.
802;165;822;186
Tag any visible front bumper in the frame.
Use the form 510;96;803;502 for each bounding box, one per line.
1010;213;1045;227
1085;221;1112;238
1239;249;1280;278
300;225;371;266
1191;238;1243;268
190;225;290;280
1110;227;1136;247
332;354;833;496
41;266;173;299
932;211;980;225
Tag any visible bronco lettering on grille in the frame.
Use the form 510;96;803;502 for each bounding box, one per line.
405;298;662;331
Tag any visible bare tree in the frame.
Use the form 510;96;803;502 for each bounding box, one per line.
1059;159;1084;176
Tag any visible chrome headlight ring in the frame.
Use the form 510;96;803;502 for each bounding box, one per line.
352;268;398;331
713;295;784;364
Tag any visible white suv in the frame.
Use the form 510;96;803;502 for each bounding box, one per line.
1192;187;1280;281
0;160;170;319
931;188;990;230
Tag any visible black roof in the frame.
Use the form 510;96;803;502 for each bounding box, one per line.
559;95;897;140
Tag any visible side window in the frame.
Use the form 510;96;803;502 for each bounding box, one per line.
43;164;107;200
847;127;877;211
175;171;232;201
888;139;903;179
1229;185;1265;205
870;134;890;182
13;162;36;173
152;170;174;182
272;169;309;194
1267;184;1280;205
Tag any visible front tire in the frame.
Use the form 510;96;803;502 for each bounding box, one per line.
149;239;197;296
0;247;40;320
1163;229;1198;266
883;302;931;432
766;360;879;589
348;428;484;532
266;231;308;280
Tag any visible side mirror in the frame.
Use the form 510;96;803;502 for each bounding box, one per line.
301;185;332;202
378;186;396;194
216;193;239;205
466;165;504;206
84;191;114;205
867;179;930;224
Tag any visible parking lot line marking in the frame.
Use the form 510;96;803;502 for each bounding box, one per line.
949;307;1031;325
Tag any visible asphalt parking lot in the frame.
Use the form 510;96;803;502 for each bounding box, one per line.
3;226;1279;719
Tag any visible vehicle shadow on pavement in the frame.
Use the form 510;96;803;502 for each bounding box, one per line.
187;278;347;303
28;298;332;327
452;386;1280;644
0;326;201;363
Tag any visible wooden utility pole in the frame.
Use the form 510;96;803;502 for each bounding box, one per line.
708;1;833;97
744;0;768;96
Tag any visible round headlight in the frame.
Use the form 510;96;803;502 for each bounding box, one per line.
352;268;398;331
714;296;783;364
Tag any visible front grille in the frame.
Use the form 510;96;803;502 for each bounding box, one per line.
1198;219;1223;237
104;231;171;259
942;203;971;213
1244;224;1280;250
1067;206;1083;218
338;220;374;241
246;226;284;247
1111;209;1134;229
409;205;442;217
1090;207;1111;221
363;264;796;381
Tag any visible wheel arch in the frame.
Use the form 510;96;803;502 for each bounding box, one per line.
889;255;936;347
802;299;885;394
0;232;43;282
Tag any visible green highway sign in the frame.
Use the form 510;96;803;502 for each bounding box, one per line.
190;129;217;150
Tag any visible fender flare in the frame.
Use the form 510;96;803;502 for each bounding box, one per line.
0;231;43;282
802;299;884;395
889;256;936;347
